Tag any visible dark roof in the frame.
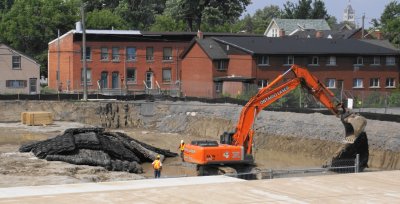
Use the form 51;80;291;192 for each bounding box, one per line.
212;36;399;55
289;29;361;39
196;38;228;59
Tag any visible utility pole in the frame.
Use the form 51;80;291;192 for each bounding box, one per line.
57;29;60;92
81;4;88;101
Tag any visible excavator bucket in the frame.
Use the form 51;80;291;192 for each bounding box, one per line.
342;113;367;144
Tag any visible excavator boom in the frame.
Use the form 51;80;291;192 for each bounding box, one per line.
184;64;367;166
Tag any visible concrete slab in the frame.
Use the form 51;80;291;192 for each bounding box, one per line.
0;171;399;203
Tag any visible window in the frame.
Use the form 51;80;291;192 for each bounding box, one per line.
326;79;336;88
81;47;91;60
369;78;380;88
112;47;120;61
146;47;154;61
285;55;294;65
215;82;222;93
258;79;269;89
353;78;363;88
257;55;269;65
372;56;380;65
81;68;92;83
310;56;319;65
272;29;278;37
126;68;136;83
386;78;395;88
12;56;21;69
327;56;336;66
101;47;108;60
162;68;172;83
216;60;228;70
355;56;363;65
126;47;136;61
386;56;396;65
6;80;26;88
163;47;172;60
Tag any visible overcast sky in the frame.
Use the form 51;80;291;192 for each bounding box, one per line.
244;0;395;28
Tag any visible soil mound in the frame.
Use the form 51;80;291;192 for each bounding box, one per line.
19;128;178;173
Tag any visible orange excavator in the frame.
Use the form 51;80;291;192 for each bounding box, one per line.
184;64;367;172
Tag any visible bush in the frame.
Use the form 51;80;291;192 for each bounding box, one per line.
40;86;57;94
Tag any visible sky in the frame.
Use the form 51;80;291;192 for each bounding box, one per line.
244;0;396;28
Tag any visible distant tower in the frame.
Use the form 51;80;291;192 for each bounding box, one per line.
343;0;355;24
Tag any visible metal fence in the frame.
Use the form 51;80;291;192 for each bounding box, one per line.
226;154;361;180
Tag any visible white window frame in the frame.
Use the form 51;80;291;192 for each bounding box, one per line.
386;56;396;66
310;56;319;66
355;56;363;65
257;55;269;65
216;60;228;71
162;68;172;83
112;47;120;61
326;78;336;88
372;56;380;65
12;56;21;69
258;79;269;89
163;47;173;60
81;68;92;84
386;78;395;88
353;78;363;88
285;55;294;65
369;78;380;88
126;47;136;61
327;56;336;66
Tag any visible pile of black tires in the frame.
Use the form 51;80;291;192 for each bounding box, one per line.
19;128;177;173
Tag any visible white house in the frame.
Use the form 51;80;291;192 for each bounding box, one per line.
0;44;41;94
264;18;331;37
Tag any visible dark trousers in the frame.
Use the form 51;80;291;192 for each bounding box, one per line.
180;151;184;161
154;170;161;178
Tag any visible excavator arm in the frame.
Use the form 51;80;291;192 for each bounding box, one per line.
232;64;366;155
184;64;367;168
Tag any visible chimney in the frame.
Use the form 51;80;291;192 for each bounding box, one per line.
316;31;323;38
375;30;382;40
197;30;203;39
279;29;285;37
75;21;82;32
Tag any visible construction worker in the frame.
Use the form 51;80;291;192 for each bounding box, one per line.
152;155;162;178
178;140;185;161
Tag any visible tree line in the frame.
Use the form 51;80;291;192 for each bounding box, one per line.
0;0;397;77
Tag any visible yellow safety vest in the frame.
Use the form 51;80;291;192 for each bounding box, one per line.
179;143;185;151
153;160;161;170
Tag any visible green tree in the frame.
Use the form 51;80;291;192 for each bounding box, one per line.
172;0;250;32
86;9;129;30
114;0;167;30
252;5;281;34
150;14;186;31
282;0;330;20
311;0;328;19
0;0;78;76
294;0;312;19
380;1;400;45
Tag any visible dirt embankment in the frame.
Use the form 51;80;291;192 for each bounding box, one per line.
0;100;399;170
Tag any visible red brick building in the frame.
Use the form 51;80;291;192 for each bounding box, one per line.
181;36;399;98
48;29;257;95
48;29;194;94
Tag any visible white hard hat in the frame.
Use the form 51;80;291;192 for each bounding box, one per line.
181;140;184;143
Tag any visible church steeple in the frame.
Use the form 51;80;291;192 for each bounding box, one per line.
343;0;355;24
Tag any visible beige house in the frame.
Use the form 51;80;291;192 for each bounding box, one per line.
0;44;40;94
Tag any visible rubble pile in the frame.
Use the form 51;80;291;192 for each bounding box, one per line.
19;128;177;173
